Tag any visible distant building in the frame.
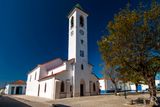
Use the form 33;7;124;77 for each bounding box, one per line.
130;80;160;91
99;78;131;93
4;80;26;95
26;4;99;100
99;78;160;93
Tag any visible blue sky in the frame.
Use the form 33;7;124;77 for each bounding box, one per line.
0;0;156;83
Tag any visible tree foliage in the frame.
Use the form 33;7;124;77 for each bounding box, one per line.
98;0;160;100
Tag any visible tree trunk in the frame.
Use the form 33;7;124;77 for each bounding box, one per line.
110;79;118;95
135;83;138;93
147;76;157;101
114;83;118;95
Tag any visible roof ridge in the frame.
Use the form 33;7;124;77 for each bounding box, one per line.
40;58;62;66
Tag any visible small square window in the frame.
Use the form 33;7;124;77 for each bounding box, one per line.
80;50;84;57
81;40;84;44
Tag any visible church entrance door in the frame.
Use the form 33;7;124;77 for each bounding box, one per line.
80;84;84;96
80;79;85;96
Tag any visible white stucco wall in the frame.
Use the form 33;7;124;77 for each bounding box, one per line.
39;77;55;99
26;67;40;96
99;79;106;91
68;11;77;61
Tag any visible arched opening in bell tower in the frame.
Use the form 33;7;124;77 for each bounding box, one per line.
71;16;74;28
80;15;84;27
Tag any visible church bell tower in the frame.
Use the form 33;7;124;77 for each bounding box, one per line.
68;4;90;97
68;4;88;64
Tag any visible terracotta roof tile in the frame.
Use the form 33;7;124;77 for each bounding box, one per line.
10;80;26;85
38;70;67;81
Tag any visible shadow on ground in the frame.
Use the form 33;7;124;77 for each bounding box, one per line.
0;96;31;107
52;104;70;107
156;97;160;107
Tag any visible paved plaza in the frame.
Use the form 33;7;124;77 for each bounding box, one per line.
1;93;157;107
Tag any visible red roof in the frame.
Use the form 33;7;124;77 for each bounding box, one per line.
38;70;67;81
28;58;75;74
10;80;26;85
39;58;61;66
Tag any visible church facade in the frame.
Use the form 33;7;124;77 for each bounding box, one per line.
26;4;99;99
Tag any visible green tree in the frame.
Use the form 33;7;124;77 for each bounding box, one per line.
119;67;145;92
98;0;160;101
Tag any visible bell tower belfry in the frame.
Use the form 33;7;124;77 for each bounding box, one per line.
68;4;88;64
68;4;90;97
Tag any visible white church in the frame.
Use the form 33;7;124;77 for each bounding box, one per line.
26;4;99;99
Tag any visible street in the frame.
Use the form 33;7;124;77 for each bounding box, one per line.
0;96;50;107
0;96;31;107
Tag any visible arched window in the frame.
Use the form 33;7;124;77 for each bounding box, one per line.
61;81;64;92
70;85;72;92
35;72;37;80
30;75;32;82
38;84;40;96
81;64;84;70
44;83;47;92
93;83;96;92
80;15;84;27
81;40;84;44
71;16;74;28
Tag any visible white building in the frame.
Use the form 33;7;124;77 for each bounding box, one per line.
26;4;99;100
4;80;26;95
99;78;131;93
99;78;160;93
130;80;160;91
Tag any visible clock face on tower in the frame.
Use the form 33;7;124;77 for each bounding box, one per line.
79;29;84;35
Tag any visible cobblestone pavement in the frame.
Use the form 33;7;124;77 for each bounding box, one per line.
5;94;159;107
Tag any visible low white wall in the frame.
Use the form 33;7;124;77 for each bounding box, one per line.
39;77;54;99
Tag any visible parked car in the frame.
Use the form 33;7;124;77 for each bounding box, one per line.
156;83;160;91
